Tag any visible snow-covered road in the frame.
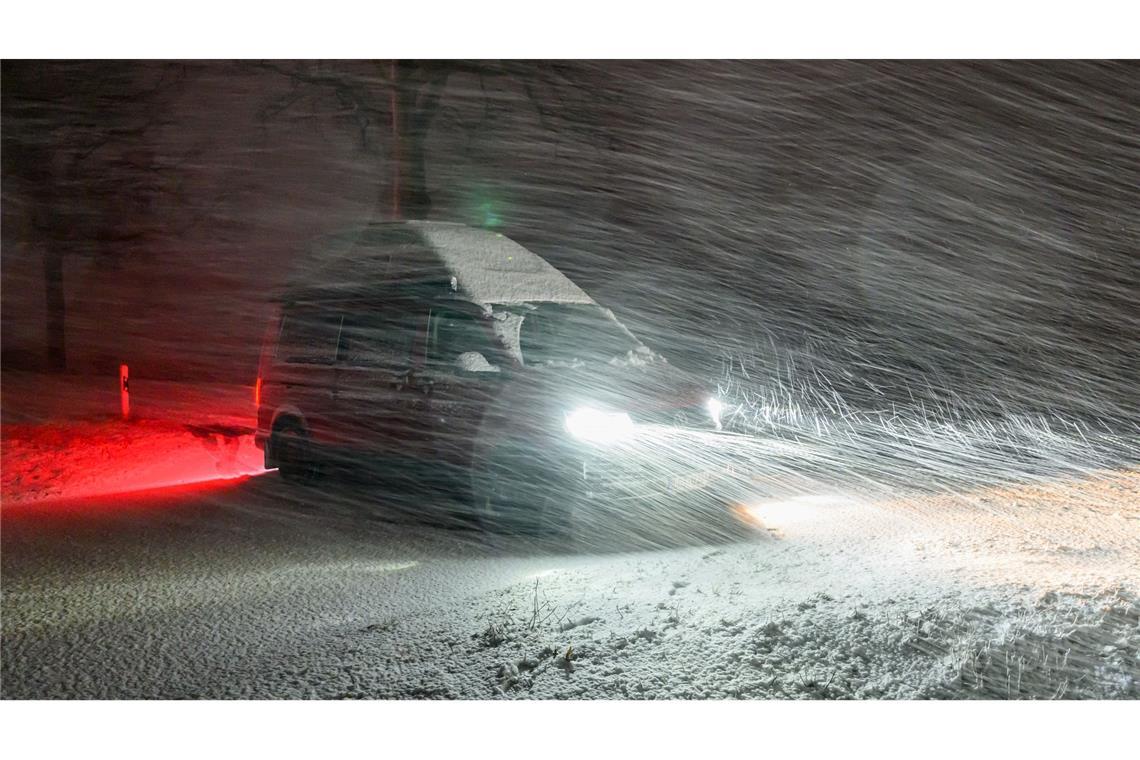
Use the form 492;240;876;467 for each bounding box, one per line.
3;466;1136;699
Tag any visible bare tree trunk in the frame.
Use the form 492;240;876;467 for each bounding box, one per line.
389;60;401;219
43;246;66;372
403;128;432;219
389;62;449;220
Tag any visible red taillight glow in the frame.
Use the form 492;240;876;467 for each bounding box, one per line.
2;419;268;510
254;376;261;407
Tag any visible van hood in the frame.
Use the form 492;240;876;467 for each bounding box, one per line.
508;359;714;426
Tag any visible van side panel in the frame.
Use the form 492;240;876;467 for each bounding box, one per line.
330;300;429;457
258;304;341;449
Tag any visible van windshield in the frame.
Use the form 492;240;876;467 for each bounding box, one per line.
490;302;649;367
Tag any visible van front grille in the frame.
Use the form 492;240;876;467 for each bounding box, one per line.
633;404;715;431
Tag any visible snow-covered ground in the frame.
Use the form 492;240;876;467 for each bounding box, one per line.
3;372;1136;698
1;418;264;504
3;465;1136;699
1;371;264;504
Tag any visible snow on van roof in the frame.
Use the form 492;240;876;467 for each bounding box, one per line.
407;221;595;306
286;222;595;306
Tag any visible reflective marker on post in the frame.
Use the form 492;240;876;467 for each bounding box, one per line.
120;363;130;420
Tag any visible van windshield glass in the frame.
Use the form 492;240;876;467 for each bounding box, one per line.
491;303;643;366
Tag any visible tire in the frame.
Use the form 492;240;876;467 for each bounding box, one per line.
471;441;572;535
270;419;322;485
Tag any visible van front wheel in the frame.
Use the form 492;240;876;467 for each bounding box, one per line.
473;443;569;535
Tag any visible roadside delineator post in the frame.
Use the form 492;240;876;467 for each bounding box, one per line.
120;363;130;420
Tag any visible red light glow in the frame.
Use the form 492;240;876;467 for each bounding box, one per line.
2;419;267;509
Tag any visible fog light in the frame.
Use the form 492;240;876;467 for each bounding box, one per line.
707;397;724;430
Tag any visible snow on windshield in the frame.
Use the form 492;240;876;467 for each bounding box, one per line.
491;303;656;367
413;223;595;305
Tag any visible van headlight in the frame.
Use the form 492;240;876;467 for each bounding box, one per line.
564;407;635;444
706;397;724;430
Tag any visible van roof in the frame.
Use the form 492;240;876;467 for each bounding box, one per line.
284;221;595;306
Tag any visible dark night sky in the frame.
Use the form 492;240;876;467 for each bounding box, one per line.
2;60;1137;418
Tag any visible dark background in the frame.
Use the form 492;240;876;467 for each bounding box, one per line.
3;61;1137;421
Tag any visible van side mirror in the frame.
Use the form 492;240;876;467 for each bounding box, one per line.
455;351;500;374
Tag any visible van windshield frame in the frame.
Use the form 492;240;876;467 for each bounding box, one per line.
488;302;645;367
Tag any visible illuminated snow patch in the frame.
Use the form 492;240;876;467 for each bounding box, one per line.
739;493;860;529
2;419;267;506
